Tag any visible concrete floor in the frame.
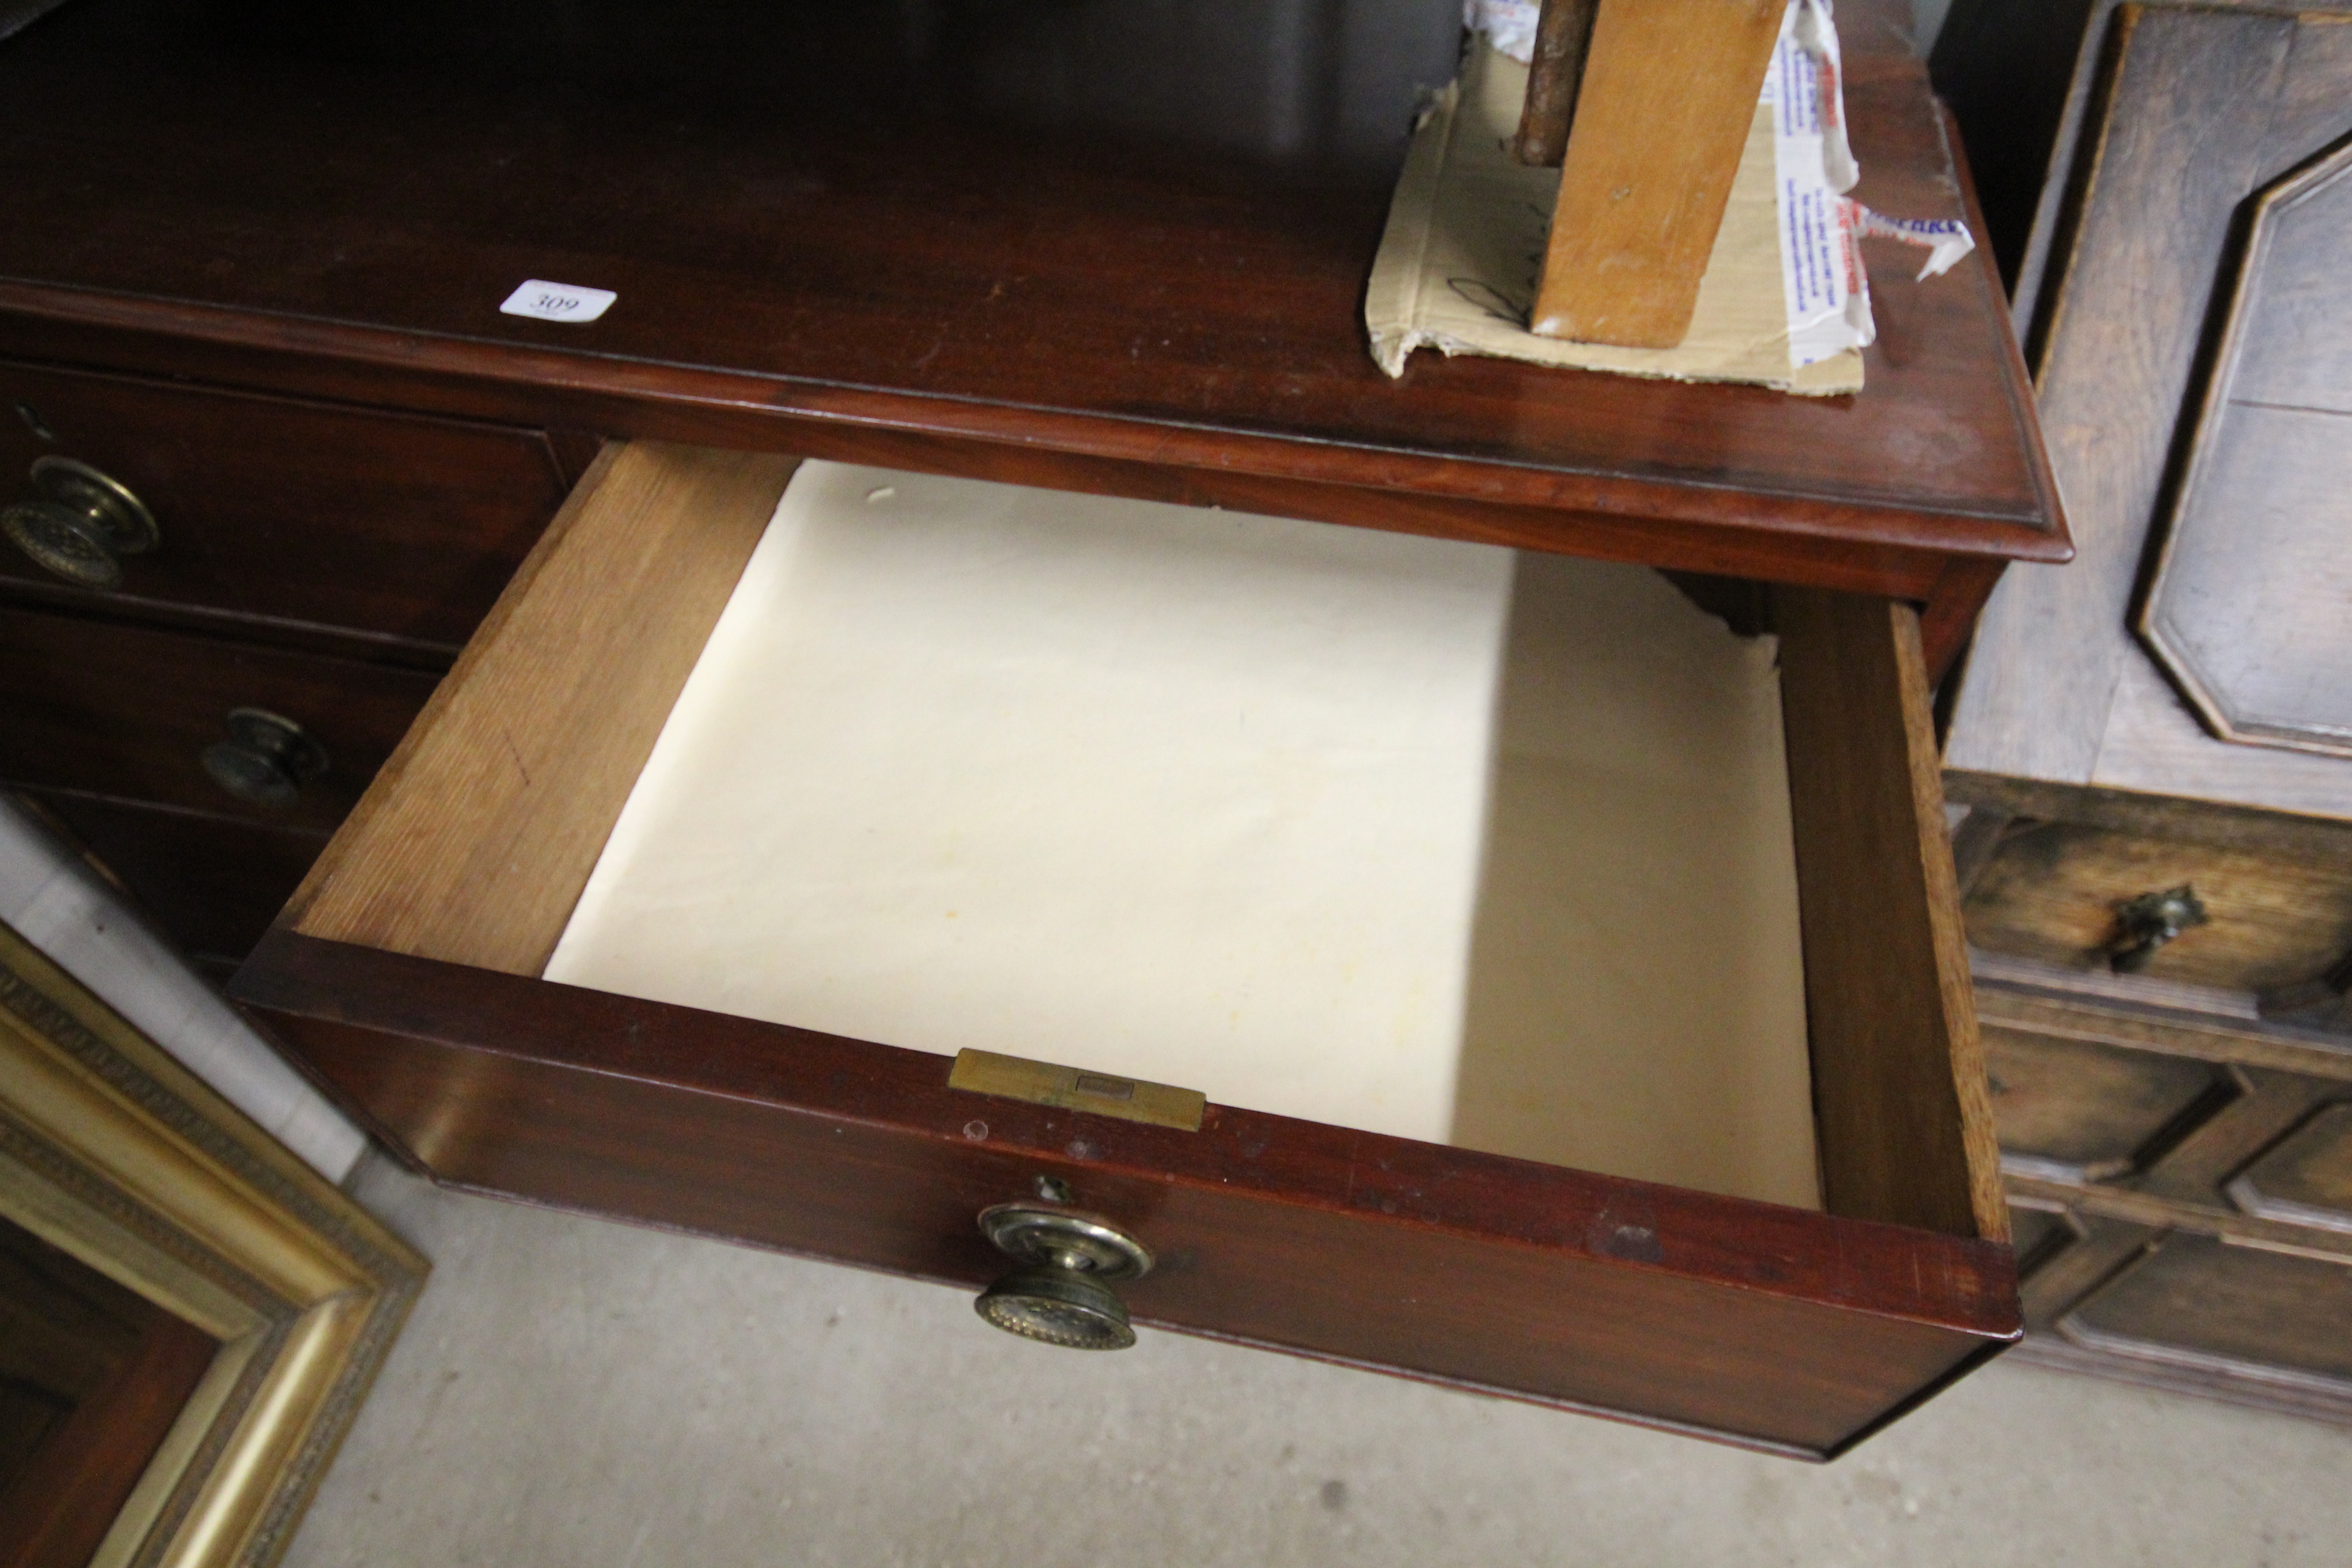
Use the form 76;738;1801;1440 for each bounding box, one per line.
285;1158;2352;1568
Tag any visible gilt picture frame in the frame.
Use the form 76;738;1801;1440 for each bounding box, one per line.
0;920;423;1568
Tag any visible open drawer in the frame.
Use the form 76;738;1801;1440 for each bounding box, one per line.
230;442;2015;1458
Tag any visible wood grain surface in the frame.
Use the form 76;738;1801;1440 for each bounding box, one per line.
1945;3;2352;814
2060;1232;2352;1386
1981;1024;2232;1182
285;441;796;975
0;0;2065;586
2230;1102;2352;1233
1946;4;2298;786
1945;772;2352;862
286;477;2002;1237
1946;771;2352;1035
245;536;2024;1450
2087;655;2352;818
2138;140;2352;759
1972;984;2352;1084
232;931;2020;1458
1965;819;2352;993
0;0;2063;1445
2008;1061;2341;1224
1980;965;2352;1422
1777;588;2005;1240
1532;0;1785;348
1975;0;2352;348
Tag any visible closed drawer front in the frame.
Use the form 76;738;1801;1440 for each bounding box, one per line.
0;604;440;831
1983;981;2352;1421
1983;1025;2238;1184
2065;1232;2352;1384
22;789;327;973
232;442;2015;1458
0;360;572;646
2009;1202;2352;1420
1956;804;2352;1001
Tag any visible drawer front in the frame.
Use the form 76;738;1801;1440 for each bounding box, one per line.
23;789;327;970
232;442;2014;1457
1956;805;2352;1000
2064;1232;2352;1384
0;361;572;646
0;605;440;831
1983;1025;2238;1183
2009;1202;2352;1422
1984;981;2352;1422
245;936;2015;1459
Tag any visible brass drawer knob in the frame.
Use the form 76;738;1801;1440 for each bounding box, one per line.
1;457;161;588
974;1201;1153;1351
201;708;328;808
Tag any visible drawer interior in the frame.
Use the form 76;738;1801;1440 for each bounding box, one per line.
281;441;2004;1241
540;458;1815;1207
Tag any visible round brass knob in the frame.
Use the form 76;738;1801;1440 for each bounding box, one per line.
974;1202;1152;1351
201;708;328;808
1;457;161;588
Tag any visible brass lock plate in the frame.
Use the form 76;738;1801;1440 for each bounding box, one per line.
947;1048;1205;1132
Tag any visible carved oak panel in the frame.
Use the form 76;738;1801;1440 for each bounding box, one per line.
1984;1025;2234;1182
2141;141;2352;758
2230;1101;2352;1235
2061;1233;2352;1390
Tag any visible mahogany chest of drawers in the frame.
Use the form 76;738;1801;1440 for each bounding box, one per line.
0;0;2066;1454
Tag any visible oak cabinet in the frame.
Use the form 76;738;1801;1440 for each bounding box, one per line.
1938;0;2352;1422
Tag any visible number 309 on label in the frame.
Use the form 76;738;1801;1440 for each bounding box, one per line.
500;280;617;323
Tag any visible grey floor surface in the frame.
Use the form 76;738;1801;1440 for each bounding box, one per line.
285;1157;2352;1568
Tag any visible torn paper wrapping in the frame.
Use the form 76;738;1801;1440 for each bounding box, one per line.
1462;0;1540;62
1850;204;1976;279
1365;42;1865;394
1765;0;1977;361
1792;0;1858;193
1768;11;1875;368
